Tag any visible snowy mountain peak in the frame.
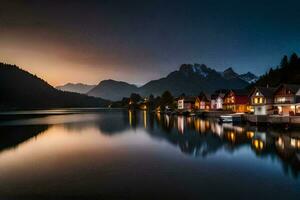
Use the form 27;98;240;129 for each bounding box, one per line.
239;72;258;83
179;64;209;77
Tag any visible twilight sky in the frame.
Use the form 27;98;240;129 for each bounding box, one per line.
1;0;300;86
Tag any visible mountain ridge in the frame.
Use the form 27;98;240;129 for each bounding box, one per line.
87;79;139;101
87;64;257;101
0;63;109;109
56;83;96;94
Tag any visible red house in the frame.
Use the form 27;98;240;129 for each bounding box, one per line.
223;89;251;113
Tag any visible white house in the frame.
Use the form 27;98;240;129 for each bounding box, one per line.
211;93;225;110
249;86;276;115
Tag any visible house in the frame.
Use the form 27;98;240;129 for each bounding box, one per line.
177;96;196;111
195;92;210;110
273;84;300;116
249;86;276;115
223;89;251;113
210;90;227;110
210;94;218;110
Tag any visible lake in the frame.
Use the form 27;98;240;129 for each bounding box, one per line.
0;109;299;199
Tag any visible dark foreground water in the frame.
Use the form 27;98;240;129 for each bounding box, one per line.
0;109;299;199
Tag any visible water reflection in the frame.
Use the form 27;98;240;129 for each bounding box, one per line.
130;111;300;178
0;125;48;153
1;110;300;178
0;110;300;198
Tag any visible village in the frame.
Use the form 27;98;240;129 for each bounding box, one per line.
130;83;300;125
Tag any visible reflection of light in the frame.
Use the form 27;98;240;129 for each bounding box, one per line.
194;118;201;133
156;113;161;122
187;117;192;126
209;120;223;136
230;133;235;142
291;138;300;148
235;127;244;133
247;131;254;138
129;110;132;126
252;139;264;150
200;120;205;133
214;123;223;136
205;121;210;130
291;138;296;147
165;115;170;127
227;131;235;143
156;106;161;113
276;137;284;149
143;110;147;128
177;116;184;134
222;124;244;133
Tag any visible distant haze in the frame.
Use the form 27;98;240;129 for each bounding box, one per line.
0;0;299;86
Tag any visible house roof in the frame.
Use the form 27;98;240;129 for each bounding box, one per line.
250;86;276;98
225;89;249;97
180;96;196;103
211;94;218;100
281;84;300;93
273;84;300;95
211;91;226;100
197;92;210;101
231;89;249;96
218;93;226;98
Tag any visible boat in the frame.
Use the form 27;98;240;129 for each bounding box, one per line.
219;115;233;123
219;113;243;123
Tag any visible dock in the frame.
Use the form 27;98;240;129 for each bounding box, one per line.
244;114;300;125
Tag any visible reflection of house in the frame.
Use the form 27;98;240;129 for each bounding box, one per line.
273;84;300;116
276;135;300;154
249;86;276;115
211;91;226;110
177;96;196;111
195;92;210;110
223;89;251;113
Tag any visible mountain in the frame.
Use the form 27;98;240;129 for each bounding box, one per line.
56;83;96;94
0;63;110;109
221;67;257;83
139;64;251;97
239;72;258;83
87;79;139;101
87;64;254;100
221;67;239;79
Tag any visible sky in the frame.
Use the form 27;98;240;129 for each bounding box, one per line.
0;0;300;86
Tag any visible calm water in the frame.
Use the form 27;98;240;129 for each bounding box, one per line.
0;109;299;199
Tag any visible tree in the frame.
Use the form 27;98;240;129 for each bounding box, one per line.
289;53;298;67
280;55;289;69
149;94;154;102
158;91;174;110
130;93;142;103
255;53;300;86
